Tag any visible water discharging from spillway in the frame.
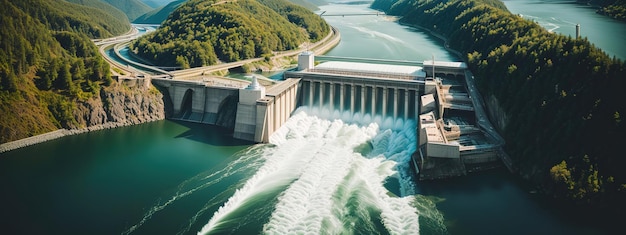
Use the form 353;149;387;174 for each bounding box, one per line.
123;106;447;235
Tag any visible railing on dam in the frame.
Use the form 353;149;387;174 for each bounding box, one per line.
308;68;420;81
314;56;423;66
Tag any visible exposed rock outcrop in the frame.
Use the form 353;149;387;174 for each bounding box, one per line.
1;82;165;153
71;82;165;129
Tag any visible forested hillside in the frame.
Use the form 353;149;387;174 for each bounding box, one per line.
595;0;626;21
100;0;154;21
0;0;155;144
131;0;329;68
134;0;324;24
372;0;626;209
134;0;186;24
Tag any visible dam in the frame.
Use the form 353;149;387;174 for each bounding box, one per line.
153;51;504;178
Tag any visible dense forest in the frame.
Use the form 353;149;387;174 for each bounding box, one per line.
595;0;626;21
133;0;325;24
131;0;329;68
134;0;325;24
0;0;129;143
372;0;626;209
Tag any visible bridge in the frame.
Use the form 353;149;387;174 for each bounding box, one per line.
319;11;386;17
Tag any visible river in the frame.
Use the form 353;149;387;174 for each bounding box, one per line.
0;2;619;235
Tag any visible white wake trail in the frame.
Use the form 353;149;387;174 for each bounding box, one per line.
199;109;422;234
122;146;265;235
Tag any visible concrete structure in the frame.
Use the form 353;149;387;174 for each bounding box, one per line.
153;75;300;143
233;77;266;141
419;112;460;159
152;78;239;124
420;94;436;114
298;51;315;71
233;77;300;142
153;52;506;179
423;60;467;77
253;78;300;142
285;60;426;120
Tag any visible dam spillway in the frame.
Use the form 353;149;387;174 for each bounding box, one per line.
153;52;503;179
287;61;424;121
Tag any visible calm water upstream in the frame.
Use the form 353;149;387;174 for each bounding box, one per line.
0;2;619;235
503;0;626;60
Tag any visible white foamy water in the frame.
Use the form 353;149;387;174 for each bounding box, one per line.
199;108;421;234
122;146;267;235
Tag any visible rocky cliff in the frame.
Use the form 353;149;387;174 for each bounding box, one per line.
72;82;165;129
0;81;165;153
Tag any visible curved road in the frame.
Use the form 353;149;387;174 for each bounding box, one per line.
96;22;340;80
169;26;340;79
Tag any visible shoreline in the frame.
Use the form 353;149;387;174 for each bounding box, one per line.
0;117;163;154
1;23;342;155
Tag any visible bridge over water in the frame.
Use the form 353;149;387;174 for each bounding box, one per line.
319;11;386;17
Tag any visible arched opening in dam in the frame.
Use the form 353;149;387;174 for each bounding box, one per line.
179;89;194;119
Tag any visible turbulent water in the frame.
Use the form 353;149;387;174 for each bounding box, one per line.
121;107;445;234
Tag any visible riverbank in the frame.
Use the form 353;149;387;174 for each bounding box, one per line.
1;81;165;154
0;118;163;154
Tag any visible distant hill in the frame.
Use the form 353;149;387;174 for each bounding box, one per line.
142;0;177;8
131;0;329;68
21;0;130;38
100;0;154;21
64;0;128;23
134;0;325;24
0;0;131;143
133;0;186;24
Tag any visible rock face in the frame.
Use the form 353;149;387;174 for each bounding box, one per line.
1;82;165;153
71;83;165;130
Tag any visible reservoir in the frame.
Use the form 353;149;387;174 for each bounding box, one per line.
0;2;618;234
502;0;626;60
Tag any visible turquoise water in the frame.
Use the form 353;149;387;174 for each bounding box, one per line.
1;2;622;235
503;0;626;60
0;121;251;234
320;3;457;61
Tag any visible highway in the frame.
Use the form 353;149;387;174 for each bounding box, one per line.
169;26;341;79
95;23;340;81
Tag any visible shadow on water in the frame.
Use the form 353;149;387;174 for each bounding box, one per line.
169;120;254;147
417;168;619;235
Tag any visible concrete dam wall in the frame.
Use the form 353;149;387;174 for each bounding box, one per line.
153;77;300;143
152;79;239;128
